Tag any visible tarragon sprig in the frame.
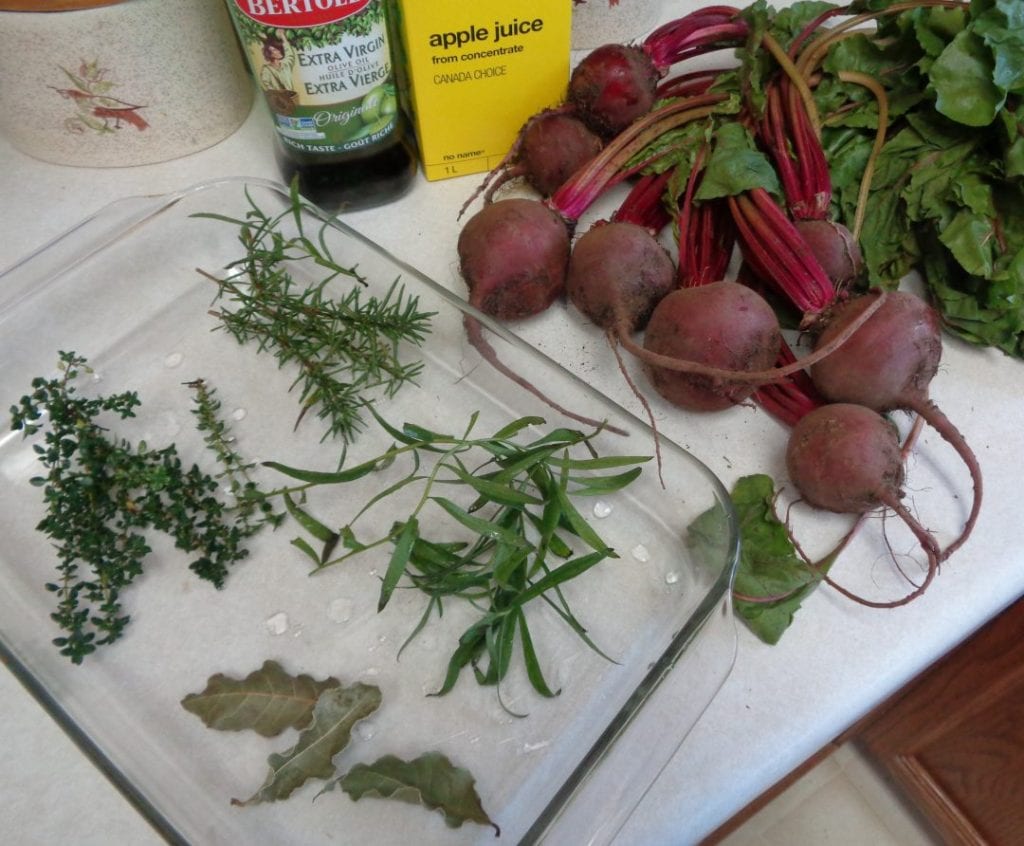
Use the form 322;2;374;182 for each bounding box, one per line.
261;410;651;709
194;184;434;443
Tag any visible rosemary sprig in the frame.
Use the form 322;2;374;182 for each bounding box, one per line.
194;184;435;442
10;353;276;663
261;410;651;708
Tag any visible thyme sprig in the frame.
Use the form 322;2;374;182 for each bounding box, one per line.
186;377;284;537
262;410;651;708
195;185;434;443
10;353;277;663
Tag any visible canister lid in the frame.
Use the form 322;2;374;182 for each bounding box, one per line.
0;1;129;11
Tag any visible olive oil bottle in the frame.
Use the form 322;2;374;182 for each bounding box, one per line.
225;0;417;211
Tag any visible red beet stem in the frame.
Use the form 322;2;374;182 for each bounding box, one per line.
550;93;728;224
729;189;837;319
676;149;735;287
754;340;825;426
656;67;728;99
643;8;748;71
762;78;831;220
612;170;674;234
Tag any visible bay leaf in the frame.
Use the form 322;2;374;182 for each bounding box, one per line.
338;751;499;835
232;682;382;806
180;660;340;737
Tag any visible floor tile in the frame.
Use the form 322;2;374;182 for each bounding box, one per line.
716;743;941;846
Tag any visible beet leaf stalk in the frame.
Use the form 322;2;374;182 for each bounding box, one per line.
728;188;837;322
612;169;674;235
641;6;749;70
550;92;732;225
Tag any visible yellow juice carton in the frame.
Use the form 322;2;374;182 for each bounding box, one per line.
395;2;572;181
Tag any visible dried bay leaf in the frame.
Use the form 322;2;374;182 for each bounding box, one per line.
232;682;382;806
338;751;499;835
180;660;340;737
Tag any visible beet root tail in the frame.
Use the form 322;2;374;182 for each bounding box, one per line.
464;314;627;436
908;397;983;562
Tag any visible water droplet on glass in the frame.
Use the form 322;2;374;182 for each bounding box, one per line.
354;720;376;741
363;666;381;677
665;571;680;585
231;407;247;421
91;372;103;383
592;500;613;519
263;611;288;636
327;597;353;623
164;352;184;368
520;740;550;755
631;543;651;563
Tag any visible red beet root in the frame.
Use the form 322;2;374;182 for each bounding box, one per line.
459;109;603;216
793;219;863;288
786;402;940;607
568;44;661;138
519;111;604;197
641;281;782;412
567;221;675;333
810;290;982;559
457;198;570;321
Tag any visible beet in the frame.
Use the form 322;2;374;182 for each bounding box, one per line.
458;110;603;216
567;221;675;332
787;403;906;515
568;44;661;138
519;111;604;197
810;290;982;559
641;281;782;412
794;219;863;287
456;197;623;433
457;198;570;321
811;291;941;410
566;263;888;416
786;402;939;607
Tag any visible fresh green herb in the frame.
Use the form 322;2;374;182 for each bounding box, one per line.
9;352;275;663
186;378;284;537
195;183;434;442
261;411;650;706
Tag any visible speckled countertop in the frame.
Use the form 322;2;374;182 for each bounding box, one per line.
2;5;1022;844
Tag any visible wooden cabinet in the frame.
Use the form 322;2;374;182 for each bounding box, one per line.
856;597;1024;845
704;598;1024;844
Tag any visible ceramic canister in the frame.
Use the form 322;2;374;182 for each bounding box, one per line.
0;0;254;166
571;0;660;51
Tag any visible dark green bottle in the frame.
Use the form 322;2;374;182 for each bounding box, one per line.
225;0;417;211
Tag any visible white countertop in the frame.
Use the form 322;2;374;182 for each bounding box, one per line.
2;14;1023;846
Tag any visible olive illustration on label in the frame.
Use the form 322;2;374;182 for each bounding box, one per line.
360;85;397;125
350;114;395;140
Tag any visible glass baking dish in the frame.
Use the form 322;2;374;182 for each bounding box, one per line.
0;178;739;845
